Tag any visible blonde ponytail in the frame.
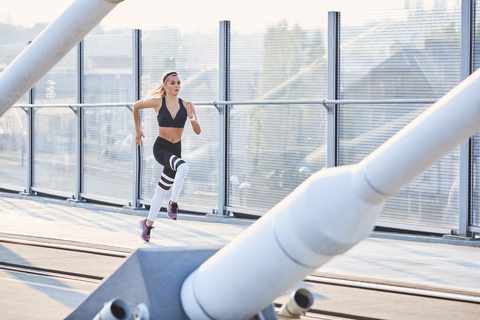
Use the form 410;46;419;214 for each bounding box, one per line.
147;84;166;98
147;71;178;98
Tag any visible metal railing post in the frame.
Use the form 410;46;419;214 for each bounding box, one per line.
132;29;141;208
459;0;473;236
25;40;34;195
73;40;83;202
327;12;340;168
218;20;230;215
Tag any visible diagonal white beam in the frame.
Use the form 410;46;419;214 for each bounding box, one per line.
181;67;480;320
0;0;124;118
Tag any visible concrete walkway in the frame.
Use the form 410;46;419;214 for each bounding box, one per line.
1;191;479;297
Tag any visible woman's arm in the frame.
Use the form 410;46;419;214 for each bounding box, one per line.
133;98;160;146
184;101;201;135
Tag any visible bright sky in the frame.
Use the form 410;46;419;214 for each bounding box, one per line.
0;0;460;31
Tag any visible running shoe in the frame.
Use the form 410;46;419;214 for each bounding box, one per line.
139;219;154;242
167;201;178;220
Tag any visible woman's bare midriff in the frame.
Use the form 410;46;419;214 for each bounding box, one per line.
158;127;184;143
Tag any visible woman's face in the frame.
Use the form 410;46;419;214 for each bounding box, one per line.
163;75;181;96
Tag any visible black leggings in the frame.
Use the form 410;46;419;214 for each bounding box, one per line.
153;136;186;190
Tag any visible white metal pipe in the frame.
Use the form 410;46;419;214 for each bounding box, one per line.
0;0;124;119
278;288;314;317
12;103;131;108
11;99;435;109
93;299;131;320
197;99;437;106
180;68;480;319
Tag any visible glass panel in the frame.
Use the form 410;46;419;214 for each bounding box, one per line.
231;19;328;101
32;108;75;194
228;104;327;212
32;48;76;194
82;107;133;202
338;7;461;228
140;27;218;101
227;18;328;212
0;44;31;191
83;34;133;103
0;108;27;189
339;7;461;100
139;26;219;209
81;34;133;203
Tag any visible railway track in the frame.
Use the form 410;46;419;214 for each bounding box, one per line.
1;236;479;319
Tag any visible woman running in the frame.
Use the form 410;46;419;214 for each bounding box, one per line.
133;71;201;242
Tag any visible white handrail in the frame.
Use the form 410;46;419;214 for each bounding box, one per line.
11;98;437;108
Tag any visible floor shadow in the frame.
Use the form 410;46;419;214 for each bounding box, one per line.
0;198;56;222
0;243;91;309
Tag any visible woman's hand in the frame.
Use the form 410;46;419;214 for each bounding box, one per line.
184;100;201;134
135;130;145;146
185;102;195;120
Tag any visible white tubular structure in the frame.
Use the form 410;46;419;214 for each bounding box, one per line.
181;69;480;319
0;0;124;119
278;288;314;318
93;299;131;320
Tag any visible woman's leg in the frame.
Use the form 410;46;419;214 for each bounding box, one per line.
168;155;189;203
140;140;172;241
159;151;188;220
146;172;174;223
140;168;175;241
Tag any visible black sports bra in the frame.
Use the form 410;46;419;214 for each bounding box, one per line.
157;97;187;128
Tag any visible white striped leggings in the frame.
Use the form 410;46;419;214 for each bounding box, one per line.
148;136;188;221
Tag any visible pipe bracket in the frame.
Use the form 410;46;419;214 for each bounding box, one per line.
69;105;78;114
322;99;333;114
213;101;224;114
